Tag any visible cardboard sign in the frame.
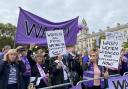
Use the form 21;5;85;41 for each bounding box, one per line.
106;32;128;42
98;40;122;68
46;30;67;57
108;76;128;89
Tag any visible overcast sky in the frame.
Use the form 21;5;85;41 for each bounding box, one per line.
0;0;128;33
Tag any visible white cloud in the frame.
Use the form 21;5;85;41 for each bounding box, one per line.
0;0;128;32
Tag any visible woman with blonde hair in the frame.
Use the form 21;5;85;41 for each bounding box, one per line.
82;49;108;89
0;49;26;89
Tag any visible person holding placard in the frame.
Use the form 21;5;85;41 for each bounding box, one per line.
82;49;108;89
63;46;83;86
122;48;128;73
50;55;69;89
27;45;49;89
120;48;128;75
103;48;125;89
104;48;123;78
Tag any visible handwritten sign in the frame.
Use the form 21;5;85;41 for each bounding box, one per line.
46;30;66;57
106;32;128;42
98;40;122;68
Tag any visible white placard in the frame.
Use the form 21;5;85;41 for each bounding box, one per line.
30;77;42;86
106;32;125;42
98;40;122;68
46;30;67;57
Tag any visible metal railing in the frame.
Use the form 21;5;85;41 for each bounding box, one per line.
39;73;128;89
76;74;120;85
39;82;72;89
123;72;128;76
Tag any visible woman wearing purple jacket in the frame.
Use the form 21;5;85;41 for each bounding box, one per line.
82;49;108;89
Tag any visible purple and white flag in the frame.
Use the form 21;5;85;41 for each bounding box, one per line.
15;8;79;45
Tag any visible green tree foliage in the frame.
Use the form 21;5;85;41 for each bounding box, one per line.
122;42;128;48
0;36;14;51
0;23;16;51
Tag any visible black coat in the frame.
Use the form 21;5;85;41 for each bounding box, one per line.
0;60;26;89
63;53;83;85
63;53;83;76
32;64;48;88
27;50;49;88
51;62;65;89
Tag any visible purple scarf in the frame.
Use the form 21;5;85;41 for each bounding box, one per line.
37;63;48;86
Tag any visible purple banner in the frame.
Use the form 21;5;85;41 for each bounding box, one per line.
15;8;79;45
108;75;128;89
70;84;82;89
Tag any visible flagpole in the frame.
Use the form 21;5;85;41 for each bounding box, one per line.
13;41;16;49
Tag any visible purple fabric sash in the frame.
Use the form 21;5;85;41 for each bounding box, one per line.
37;63;48;86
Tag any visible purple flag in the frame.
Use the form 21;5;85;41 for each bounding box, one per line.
108;75;128;89
70;84;82;89
15;8;79;45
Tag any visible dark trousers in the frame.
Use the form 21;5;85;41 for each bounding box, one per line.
87;86;101;89
63;80;69;89
23;76;30;89
7;83;18;89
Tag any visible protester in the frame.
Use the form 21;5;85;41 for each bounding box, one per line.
122;48;128;73
16;46;31;89
51;55;69;89
76;50;83;65
27;45;49;88
0;45;11;60
0;49;26;89
63;46;83;85
82;49;108;89
104;48;125;88
101;45;122;76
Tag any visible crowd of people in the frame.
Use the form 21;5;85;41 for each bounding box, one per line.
0;45;128;89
